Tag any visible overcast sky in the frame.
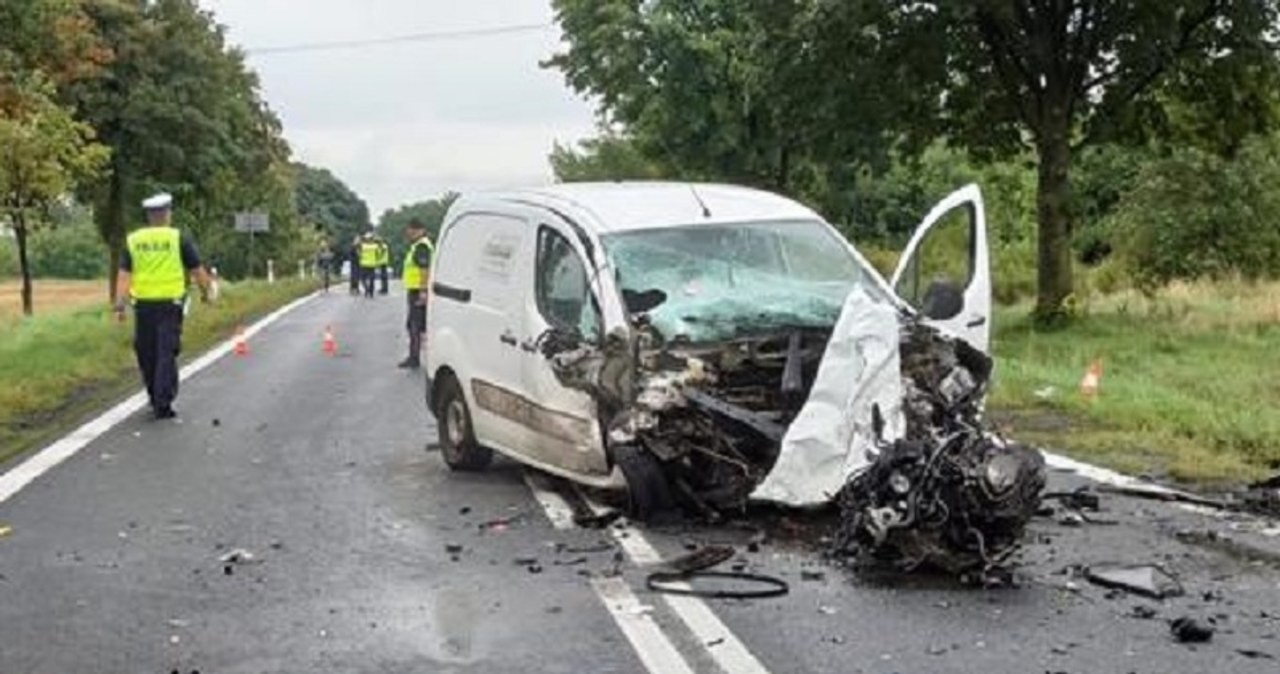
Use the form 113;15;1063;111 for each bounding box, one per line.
200;0;598;218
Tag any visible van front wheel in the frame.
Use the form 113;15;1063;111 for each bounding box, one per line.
614;444;675;522
437;376;493;471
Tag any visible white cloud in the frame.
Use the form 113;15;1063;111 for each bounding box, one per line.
201;0;598;216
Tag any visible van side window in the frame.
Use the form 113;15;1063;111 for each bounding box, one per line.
536;226;600;341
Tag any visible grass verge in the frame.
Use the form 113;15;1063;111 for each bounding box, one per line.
990;279;1280;485
0;279;317;466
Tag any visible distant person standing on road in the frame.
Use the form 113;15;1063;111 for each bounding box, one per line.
358;232;381;298
347;234;361;296
316;239;335;293
113;193;213;420
398;219;434;369
376;235;391;295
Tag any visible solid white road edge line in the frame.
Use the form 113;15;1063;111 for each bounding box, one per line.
575;491;773;674
0;291;320;505
522;472;695;674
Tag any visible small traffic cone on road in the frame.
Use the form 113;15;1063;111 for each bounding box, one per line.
1079;359;1103;399
233;325;249;357
323;325;338;356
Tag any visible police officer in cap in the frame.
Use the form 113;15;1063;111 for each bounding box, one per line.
114;194;213;419
398;219;434;369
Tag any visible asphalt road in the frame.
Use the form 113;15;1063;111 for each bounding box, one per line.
1;286;1279;673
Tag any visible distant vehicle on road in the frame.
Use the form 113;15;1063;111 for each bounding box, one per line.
424;182;991;518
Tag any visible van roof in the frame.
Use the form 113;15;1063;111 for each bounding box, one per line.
485;182;822;234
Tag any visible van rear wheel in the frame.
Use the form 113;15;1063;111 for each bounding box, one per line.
614;444;675;522
437;376;493;471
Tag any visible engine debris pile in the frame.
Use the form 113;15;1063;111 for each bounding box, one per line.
830;321;1046;574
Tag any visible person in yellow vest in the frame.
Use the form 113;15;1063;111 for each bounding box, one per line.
357;231;381;299
376;235;391;295
398;219;435;369
113;193;213;420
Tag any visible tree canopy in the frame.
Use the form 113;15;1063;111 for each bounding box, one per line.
294;162;371;249
549;0;1280;322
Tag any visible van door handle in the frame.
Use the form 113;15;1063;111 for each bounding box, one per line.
499;333;517;347
966;316;988;328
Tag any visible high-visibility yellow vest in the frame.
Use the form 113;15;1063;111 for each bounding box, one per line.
127;227;186;301
402;236;435;291
376;241;390;266
358;240;381;268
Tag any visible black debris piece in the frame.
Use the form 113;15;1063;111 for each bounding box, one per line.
657;545;736;575
211;418;221;427
527;564;543;574
459;506;471;515
554;557;588;566
1131;605;1159;620
800;570;826;582
1085;564;1185;600
1237;649;1275;660
1171;616;1215;643
514;557;539;566
444;543;464;555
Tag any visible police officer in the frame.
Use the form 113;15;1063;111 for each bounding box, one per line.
357;232;381;298
398;219;434;369
113;194;213;420
377;235;391;295
347;234;362;296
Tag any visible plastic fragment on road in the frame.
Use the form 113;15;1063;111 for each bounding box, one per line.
0;522;11;538
1170;616;1215;643
1085;564;1185;599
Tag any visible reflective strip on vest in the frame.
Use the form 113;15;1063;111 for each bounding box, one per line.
127;227;185;301
402;237;435;290
359;241;381;267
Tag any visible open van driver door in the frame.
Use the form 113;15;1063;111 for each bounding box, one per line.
890;184;992;353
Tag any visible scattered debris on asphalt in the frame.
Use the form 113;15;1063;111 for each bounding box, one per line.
1097;483;1230;510
0;522;12;539
1170;616;1215;643
444;543;464;555
218;548;258;565
831;322;1045;576
1085;564;1185;599
1237;648;1275;660
1130;605;1159;620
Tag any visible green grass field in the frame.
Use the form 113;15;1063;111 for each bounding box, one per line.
0;279;317;465
990;280;1280;485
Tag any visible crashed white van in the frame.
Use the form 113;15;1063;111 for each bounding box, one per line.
425;182;991;518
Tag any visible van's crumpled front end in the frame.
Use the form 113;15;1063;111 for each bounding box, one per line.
540;216;1044;571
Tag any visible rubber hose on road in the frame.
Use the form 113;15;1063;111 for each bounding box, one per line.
645;570;790;599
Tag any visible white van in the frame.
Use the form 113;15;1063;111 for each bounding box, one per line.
425;182;990;517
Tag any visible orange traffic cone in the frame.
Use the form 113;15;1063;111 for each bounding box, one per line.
323;325;338;356
1080;359;1103;399
233;325;249;356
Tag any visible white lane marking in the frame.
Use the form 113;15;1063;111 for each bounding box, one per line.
523;472;696;674
0;291;320;505
591;576;697;674
578;493;772;674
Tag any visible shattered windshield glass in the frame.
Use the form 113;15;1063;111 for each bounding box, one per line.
602;220;889;343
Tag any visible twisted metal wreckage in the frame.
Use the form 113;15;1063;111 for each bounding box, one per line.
540;286;1046;574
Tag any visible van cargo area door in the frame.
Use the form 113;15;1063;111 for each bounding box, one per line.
890;184;992;353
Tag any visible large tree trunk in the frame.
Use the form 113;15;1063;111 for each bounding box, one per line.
104;168;126;303
1034;127;1074;324
15;213;34;317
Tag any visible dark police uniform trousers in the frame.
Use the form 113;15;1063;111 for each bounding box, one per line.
134;300;184;412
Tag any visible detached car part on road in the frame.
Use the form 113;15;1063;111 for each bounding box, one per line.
425;182;1044;571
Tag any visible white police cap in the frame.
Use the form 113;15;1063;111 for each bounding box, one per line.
142;193;173;210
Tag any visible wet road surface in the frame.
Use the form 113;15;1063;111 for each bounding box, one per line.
2;287;1279;673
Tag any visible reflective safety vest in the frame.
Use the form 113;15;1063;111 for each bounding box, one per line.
375;241;390;266
127;227;185;301
358;240;381;268
402;236;435;291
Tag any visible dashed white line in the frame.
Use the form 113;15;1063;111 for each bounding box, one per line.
0;291;320;505
578;492;772;674
523;472;696;674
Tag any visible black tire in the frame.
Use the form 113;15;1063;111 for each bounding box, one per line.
436;375;493;471
614;444;676;522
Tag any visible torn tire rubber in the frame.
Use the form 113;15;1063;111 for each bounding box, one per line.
437;375;493;471
614;444;676;522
